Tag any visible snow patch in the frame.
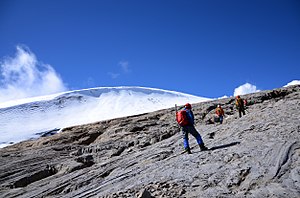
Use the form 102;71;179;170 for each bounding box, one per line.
0;86;211;148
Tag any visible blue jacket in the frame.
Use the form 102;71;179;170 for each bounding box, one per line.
185;109;194;125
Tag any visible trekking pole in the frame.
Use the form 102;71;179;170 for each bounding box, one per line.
175;104;184;132
175;104;180;131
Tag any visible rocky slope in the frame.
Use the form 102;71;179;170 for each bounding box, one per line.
0;85;299;198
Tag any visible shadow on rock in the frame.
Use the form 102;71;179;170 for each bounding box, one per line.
209;141;241;151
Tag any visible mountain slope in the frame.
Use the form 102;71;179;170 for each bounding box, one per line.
0;85;299;197
0;86;210;147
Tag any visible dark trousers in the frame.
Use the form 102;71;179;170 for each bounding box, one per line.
238;107;245;118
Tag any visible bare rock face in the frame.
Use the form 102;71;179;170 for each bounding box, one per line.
0;85;299;198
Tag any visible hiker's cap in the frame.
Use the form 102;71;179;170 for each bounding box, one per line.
185;103;192;109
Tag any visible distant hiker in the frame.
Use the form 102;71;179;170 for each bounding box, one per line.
235;95;246;118
215;104;225;124
176;103;208;154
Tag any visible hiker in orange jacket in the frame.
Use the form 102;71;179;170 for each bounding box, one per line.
235;95;246;118
215;104;225;124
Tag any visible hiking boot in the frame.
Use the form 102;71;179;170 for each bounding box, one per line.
185;147;192;154
199;143;208;151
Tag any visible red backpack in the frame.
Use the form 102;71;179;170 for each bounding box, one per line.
176;110;189;126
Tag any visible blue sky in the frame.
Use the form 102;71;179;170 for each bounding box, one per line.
0;0;299;102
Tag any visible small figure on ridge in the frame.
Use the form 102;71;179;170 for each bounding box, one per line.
235;95;246;118
215;104;225;124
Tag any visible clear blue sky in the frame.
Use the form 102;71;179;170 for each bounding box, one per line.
0;0;299;99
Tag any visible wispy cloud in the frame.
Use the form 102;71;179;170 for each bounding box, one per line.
107;72;120;79
233;83;260;96
283;80;300;87
119;61;130;73
108;60;131;79
83;77;96;88
0;45;68;103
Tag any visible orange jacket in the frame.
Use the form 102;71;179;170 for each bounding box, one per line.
216;107;224;116
236;98;244;108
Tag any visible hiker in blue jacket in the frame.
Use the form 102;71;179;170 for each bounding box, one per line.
182;103;208;154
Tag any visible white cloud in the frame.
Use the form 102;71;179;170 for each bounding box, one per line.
233;83;260;96
218;95;229;99
84;77;95;88
108;60;130;79
119;61;130;73
283;80;300;87
108;72;120;79
0;45;68;103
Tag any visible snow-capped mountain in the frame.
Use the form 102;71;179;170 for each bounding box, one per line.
0;86;211;148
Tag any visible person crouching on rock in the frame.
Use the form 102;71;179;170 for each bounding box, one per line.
215;104;225;124
178;103;208;154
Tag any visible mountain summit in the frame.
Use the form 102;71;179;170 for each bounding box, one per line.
0;86;210;147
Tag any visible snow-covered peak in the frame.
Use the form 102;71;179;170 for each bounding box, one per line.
0;86;211;148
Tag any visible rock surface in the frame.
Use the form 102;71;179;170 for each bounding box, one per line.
0;85;299;198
